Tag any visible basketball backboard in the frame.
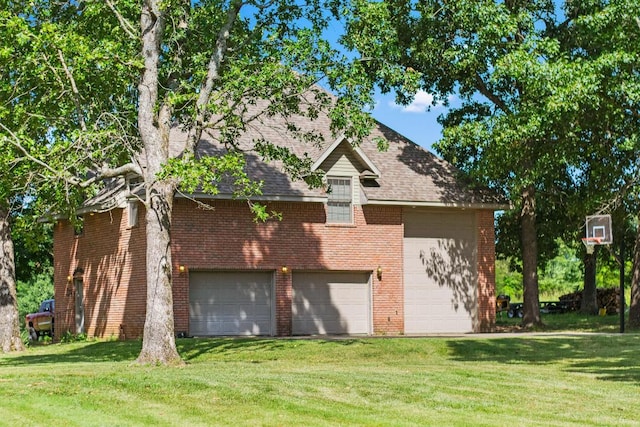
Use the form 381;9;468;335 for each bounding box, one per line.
585;214;612;245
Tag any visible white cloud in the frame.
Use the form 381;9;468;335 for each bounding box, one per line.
387;90;455;113
404;91;435;112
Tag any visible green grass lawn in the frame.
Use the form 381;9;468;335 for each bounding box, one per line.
496;309;628;332
2;324;640;426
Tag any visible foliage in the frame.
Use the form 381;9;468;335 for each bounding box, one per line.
16;271;53;325
13;217;53;323
59;331;89;343
2;0;419;363
498;238;632;301
1;336;640;425
12;217;52;281
495;258;523;300
538;240;583;297
343;0;640;326
19;329;30;347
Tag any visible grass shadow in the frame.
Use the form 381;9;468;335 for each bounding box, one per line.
0;340;143;366
0;336;366;367
496;311;625;333
447;334;640;384
177;337;288;362
177;337;365;362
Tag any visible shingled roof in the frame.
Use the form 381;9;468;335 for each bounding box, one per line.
82;97;507;212
168;109;506;208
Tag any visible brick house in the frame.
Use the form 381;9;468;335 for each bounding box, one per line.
53;113;506;339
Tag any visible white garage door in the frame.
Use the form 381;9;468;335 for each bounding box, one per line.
404;210;477;334
292;272;371;335
189;271;273;336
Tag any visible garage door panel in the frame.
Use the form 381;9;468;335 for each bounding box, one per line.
189;271;273;336
404;211;475;238
293;272;370;335
404;210;477;334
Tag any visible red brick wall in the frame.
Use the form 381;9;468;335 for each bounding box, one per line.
476;209;496;332
54;199;496;338
171;199;405;336
53;209;147;339
53;220;75;339
275;269;292;336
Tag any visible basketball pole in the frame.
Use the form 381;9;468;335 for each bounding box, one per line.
619;238;625;334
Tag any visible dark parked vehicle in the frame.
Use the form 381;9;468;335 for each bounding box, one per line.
26;299;54;340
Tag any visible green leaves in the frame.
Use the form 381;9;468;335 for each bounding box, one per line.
162;151;260;198
343;0;640;273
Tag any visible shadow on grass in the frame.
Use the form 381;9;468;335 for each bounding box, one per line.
495;312;624;333
177;337;363;362
447;334;640;384
177;338;287;362
0;340;143;366
0;337;348;366
6;334;638;387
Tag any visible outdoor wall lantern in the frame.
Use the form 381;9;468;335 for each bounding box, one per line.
67;275;73;284
377;266;383;281
178;265;186;273
281;266;289;274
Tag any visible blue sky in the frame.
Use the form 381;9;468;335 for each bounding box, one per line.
369;91;452;154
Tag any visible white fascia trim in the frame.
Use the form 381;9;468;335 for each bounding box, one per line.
311;135;344;171
38;213;67;223
41;196;124;220
76;199;123;215
177;192;328;203
352;146;381;178
311;134;381;178
366;199;511;210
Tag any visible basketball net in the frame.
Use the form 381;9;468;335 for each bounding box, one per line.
582;237;602;254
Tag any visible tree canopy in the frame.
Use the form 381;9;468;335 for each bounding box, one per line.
1;0;417;360
343;0;640;327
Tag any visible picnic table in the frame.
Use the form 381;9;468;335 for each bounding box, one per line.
496;295;571;318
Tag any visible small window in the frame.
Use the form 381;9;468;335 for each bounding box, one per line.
327;177;352;223
128;200;139;228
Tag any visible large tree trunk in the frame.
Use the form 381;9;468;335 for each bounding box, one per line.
520;185;542;328
0;208;25;353
581;249;599;315
135;0;182;365
136;181;181;365
628;222;640;329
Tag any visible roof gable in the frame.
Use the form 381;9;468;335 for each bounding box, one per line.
311;136;381;179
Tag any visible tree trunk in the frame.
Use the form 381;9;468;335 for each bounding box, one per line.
136;181;182;365
0;207;25;353
135;0;182;365
581;248;599;315
520;185;542;328
628;222;640;329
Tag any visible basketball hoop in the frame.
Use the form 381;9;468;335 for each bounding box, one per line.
583;214;612;254
582;237;602;254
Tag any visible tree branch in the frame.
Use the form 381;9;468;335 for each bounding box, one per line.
105;0;138;39
57;49;87;132
185;0;245;154
474;72;511;114
88;162;143;186
1;122;73;182
1;121;141;189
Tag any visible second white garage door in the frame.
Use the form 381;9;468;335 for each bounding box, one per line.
189;271;273;336
292;272;371;335
404;210;478;334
